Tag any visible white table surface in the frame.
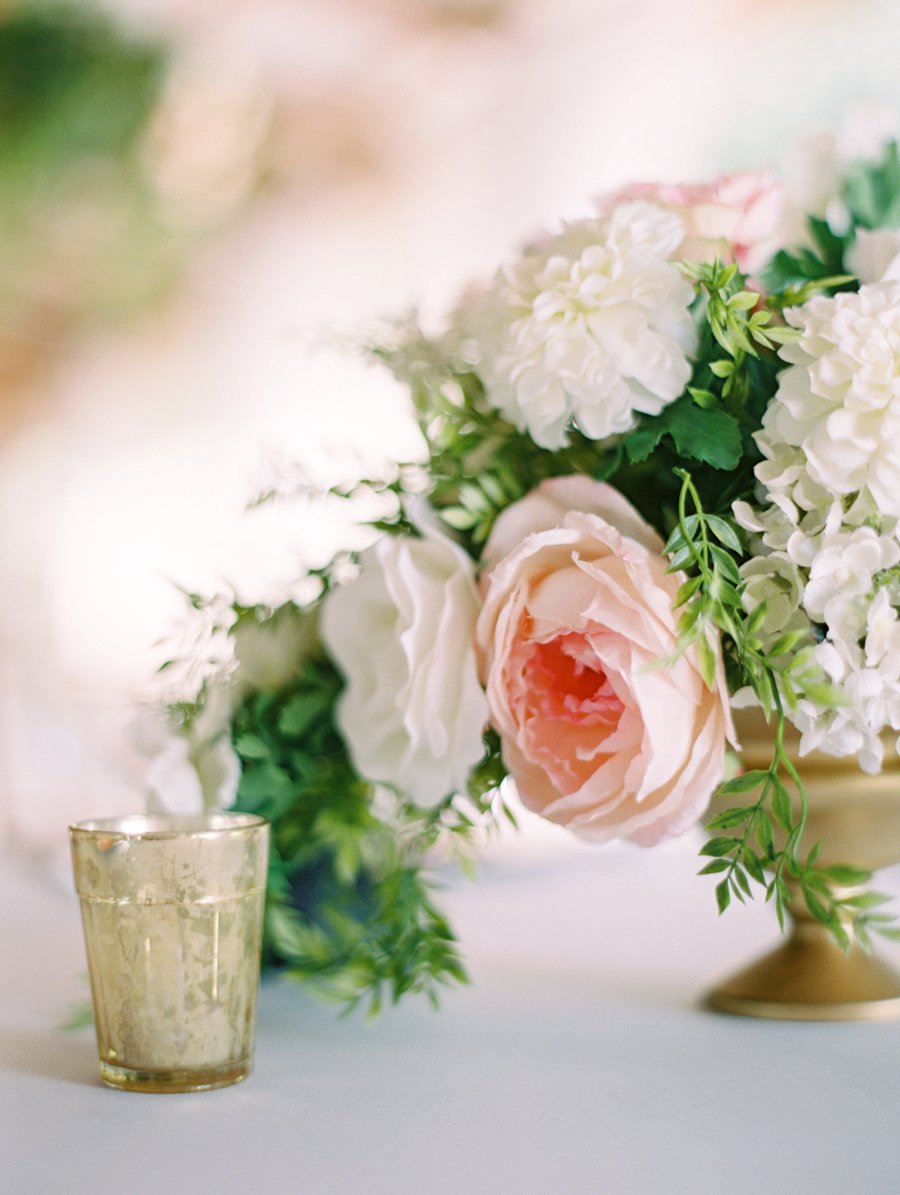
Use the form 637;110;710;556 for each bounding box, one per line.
4;835;900;1195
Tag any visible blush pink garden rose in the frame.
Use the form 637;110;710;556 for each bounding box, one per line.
476;475;734;846
597;171;786;276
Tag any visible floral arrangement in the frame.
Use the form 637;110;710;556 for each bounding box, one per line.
153;112;900;1010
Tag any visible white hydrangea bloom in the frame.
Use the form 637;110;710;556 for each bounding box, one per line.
734;282;900;770
803;528;900;638
763;282;900;519
739;552;807;641
457;201;697;449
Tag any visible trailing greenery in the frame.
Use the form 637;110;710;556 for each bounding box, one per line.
171;604;508;1014
665;473;900;948
0;2;174;329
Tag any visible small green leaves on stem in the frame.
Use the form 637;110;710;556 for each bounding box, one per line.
666;470;896;948
221;647;506;1014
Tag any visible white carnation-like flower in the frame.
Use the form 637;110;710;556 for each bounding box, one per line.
734;282;900;769
803;528;900;639
320;507;489;807
458;201;696;449
739;551;807;641
763;282;900;519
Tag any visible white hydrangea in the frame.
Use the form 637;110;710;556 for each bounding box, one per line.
457;201;696;450
733;282;900;770
764;282;900;520
739;551;807;641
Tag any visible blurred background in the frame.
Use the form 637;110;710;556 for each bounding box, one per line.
2;0;900;868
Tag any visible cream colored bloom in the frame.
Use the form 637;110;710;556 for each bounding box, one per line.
764;283;900;519
320;506;488;807
458;202;696;449
735;282;900;768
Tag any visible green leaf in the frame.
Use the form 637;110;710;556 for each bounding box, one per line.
755;811;775;859
716;879;731;914
237;761;295;805
717;769;769;795
843;141;900;229
698;858;731;875
666;544;697;572
708;544;742;585
820;865;873;888
708;805;755;830
278;692;324;738
687;387;718;409
768;629;809;658
704;514;744;554
674;576;702;607
700;836;741;858
623;422;666;464
708;359;734;378
663;400;743;471
728;291;760;311
872;926;900;942
733;867;752;898
802;887;830;925
696;632;718;689
441;507;478;530
233;733;270;761
838;889;889;910
771;778;794;834
745;602;768;635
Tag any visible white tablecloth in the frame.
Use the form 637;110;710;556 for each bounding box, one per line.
4;839;900;1194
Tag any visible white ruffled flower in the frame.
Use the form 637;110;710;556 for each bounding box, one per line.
866;587;900;683
459;201;696;449
739;552;807;641
803;527;900;640
595;171;786;275
762;282;900;520
733;279;900;769
320;506;489;807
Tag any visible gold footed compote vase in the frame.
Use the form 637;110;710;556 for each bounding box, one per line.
706;710;900;1022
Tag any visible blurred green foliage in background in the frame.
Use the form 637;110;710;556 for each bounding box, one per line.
0;2;173;366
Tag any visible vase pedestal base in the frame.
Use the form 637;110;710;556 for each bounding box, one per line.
706;918;900;1022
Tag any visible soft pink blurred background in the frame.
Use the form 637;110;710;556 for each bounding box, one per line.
1;0;898;863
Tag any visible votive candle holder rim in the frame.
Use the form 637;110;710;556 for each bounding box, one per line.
69;811;268;844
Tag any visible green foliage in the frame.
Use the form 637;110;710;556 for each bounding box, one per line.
0;2;174;327
842;140;900;231
226;647;499;1014
615;259;791;519
762;140;900;304
0;3;166;166
761;217;854;300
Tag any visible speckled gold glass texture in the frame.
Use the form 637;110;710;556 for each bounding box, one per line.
70;813;269;1093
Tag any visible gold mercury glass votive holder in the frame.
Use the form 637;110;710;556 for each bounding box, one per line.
69;812;270;1093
